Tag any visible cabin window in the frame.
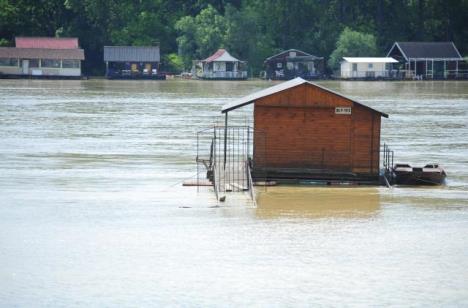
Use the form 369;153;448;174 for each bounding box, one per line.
41;59;61;68
0;58;18;66
62;59;80;68
289;51;296;58
287;62;294;70
352;63;357;71
277;62;282;68
368;63;374;69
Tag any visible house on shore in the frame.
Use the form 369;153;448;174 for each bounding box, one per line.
221;77;389;184
264;49;324;80
340;57;398;79
0;37;84;78
104;46;163;79
387;42;464;79
193;49;247;80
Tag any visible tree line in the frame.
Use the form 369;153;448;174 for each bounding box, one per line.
1;0;466;75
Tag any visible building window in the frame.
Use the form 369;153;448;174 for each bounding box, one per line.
277;62;282;68
62;59;80;68
29;59;39;67
0;58;18;66
368;63;373;69
41;59;61;68
287;62;294;70
289;51;296;58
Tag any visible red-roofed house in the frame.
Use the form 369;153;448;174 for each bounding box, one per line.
0;37;84;78
193;49;247;80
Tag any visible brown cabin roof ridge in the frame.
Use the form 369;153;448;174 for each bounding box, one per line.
221;77;389;118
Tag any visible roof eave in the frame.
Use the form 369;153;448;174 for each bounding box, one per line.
222;78;389;118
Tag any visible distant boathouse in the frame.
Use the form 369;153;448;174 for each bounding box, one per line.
104;46;163;79
387;41;464;79
193;49;247;80
264;49;325;80
0;37;84;78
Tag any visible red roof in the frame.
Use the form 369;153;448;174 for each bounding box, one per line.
15;37;79;49
203;49;226;62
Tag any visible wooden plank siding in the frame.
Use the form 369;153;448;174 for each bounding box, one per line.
253;84;382;176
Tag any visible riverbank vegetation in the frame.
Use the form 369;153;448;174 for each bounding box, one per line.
1;0;466;75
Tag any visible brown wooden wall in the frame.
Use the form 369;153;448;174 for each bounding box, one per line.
253;84;381;175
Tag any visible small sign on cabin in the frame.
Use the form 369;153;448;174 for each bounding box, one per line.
335;107;352;115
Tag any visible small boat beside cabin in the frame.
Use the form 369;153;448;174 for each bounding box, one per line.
393;163;446;185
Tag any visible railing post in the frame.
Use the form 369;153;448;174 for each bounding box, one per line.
224;113;228;169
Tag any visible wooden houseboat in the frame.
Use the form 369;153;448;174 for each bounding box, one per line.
340;57;398;79
264;49;324;80
221;77;389;184
193;49;247;80
0;37;84;78
387;42;464;79
104;46;164;79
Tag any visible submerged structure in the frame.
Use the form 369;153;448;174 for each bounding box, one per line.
0;37;84;78
193;49;247;80
103;46;163;79
196;78;393;201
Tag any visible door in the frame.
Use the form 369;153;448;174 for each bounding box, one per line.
22;60;29;74
352;63;358;77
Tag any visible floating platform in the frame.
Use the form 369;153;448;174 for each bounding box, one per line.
251;167;380;186
182;179;212;186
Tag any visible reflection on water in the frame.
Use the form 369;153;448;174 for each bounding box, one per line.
256;186;381;219
1;79;468;306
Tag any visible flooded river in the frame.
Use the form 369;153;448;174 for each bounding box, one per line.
1;79;467;306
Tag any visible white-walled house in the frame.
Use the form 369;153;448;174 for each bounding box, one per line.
340;57;398;79
193;49;247;80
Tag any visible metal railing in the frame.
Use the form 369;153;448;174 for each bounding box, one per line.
381;143;394;173
197;71;248;79
196;126;260;203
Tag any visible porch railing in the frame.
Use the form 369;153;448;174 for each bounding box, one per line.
197;71;248;79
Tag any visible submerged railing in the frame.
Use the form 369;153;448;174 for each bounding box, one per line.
196;126;259;203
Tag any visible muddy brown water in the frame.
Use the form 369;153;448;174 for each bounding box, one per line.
0;79;467;306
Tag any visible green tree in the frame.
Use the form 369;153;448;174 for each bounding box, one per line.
328;27;378;70
176;4;227;67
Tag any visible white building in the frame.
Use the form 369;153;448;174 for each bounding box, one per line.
340;57;398;79
0;37;84;78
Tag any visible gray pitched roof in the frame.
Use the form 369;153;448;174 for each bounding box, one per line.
104;46;160;62
388;42;463;60
221;77;388;118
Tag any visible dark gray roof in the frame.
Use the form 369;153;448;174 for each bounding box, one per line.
388;42;462;60
104;46;160;62
265;49;323;62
